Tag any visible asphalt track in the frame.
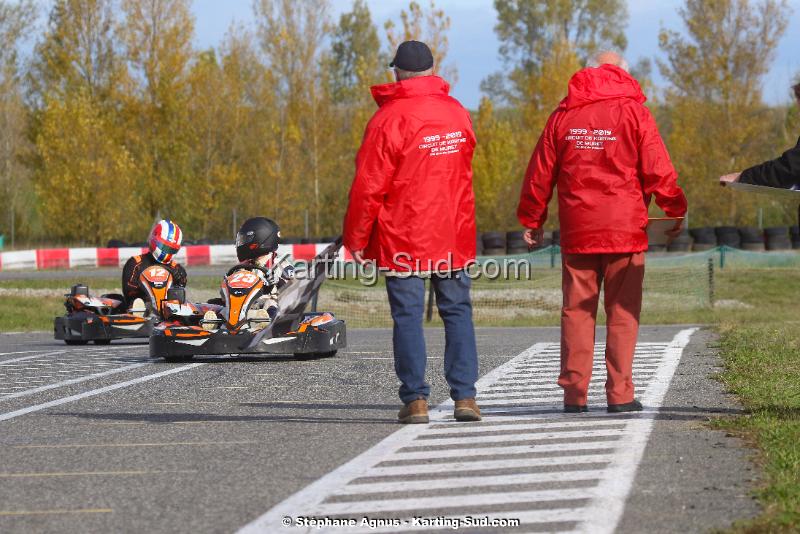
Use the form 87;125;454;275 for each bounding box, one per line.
0;326;758;533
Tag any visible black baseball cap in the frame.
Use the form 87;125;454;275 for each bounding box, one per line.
389;40;434;72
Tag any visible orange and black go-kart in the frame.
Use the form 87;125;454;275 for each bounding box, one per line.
54;265;221;345
150;240;347;362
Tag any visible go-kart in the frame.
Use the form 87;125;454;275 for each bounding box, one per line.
54;264;219;345
149;240;346;362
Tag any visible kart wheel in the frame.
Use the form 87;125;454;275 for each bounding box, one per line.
294;350;337;361
93;339;112;345
64;339;88;346
163;355;194;363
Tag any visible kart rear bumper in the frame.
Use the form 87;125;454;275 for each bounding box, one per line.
54;313;155;341
149;318;346;358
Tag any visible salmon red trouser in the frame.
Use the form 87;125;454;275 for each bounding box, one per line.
559;252;645;406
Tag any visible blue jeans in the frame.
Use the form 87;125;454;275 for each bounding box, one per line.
385;271;478;404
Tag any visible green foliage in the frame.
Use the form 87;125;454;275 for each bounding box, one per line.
2;0;800;246
658;0;792;226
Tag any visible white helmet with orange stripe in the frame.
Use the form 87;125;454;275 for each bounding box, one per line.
148;219;183;264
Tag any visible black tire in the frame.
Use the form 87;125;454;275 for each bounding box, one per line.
481;231;505;249
163;355;194;362
294;350;337;361
667;242;691;252
65;339;88;346
689;227;716;244
738;226;763;244
93;339;112;345
715;226;741;248
764;226;788;236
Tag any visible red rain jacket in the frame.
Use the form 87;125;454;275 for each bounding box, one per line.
517;65;687;254
343;76;477;272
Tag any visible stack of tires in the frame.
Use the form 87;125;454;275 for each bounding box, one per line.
738;227;765;251
506;231;528;255
666;229;691;252
791;226;800;249
688;227;716;251
715;226;741;248
482;232;505;256
764;227;791;251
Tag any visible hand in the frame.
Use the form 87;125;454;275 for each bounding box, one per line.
352;249;367;265
664;219;684;246
523;228;544;248
719;172;741;186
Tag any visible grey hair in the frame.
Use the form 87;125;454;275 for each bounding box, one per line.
394;67;434;81
587;50;629;72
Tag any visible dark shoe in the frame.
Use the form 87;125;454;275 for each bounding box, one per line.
564;404;588;413
398;399;429;424
607;400;643;413
454;398;482;421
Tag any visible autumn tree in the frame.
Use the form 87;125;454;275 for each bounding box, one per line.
254;0;334;236
659;0;790;225
324;0;385;232
0;0;36;245
119;0;195;235
30;0;140;244
385;0;457;85
472;98;519;231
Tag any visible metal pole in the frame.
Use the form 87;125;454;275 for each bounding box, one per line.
304;210;309;239
550;245;556;269
758;207;763;229
708;257;715;307
719;246;726;269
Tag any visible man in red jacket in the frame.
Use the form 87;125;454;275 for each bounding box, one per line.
343;41;481;424
517;51;687;413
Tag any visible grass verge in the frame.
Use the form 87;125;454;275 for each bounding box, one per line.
715;325;800;532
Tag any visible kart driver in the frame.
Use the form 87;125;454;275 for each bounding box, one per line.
122;219;188;314
203;217;294;329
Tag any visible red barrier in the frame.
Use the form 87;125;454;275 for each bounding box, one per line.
36;248;70;269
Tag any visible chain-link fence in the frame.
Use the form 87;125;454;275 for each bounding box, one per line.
315;246;719;328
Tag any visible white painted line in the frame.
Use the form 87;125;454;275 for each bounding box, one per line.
0;363;148;401
364;455;616;477
340;509;584;534
239;333;697;534
410;429;622;446
313;488;592;515
414;421;625;435
0;352;68;365
339;471;602;495
392;443;615;460
0;364;204;422
579;327;698;533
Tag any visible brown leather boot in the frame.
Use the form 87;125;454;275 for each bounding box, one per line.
398;399;429;424
454;398;481;421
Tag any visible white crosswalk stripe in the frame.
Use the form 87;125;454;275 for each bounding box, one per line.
240;329;697;534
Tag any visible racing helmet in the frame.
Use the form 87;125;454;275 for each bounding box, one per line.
236;217;280;261
148;219;183;264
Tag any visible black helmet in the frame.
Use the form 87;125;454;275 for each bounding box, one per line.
235;217;280;261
